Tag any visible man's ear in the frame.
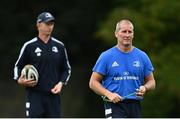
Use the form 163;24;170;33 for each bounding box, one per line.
115;31;118;38
36;23;40;27
36;23;41;30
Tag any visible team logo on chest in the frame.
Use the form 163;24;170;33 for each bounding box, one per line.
133;61;140;67
35;47;42;56
52;46;58;53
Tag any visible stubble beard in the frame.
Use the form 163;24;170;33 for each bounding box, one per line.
124;44;130;47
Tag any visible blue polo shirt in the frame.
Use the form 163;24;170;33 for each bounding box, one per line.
93;46;154;100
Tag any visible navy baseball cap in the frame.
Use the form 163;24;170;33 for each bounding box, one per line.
37;12;55;23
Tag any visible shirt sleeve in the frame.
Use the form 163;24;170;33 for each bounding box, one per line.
59;46;71;85
143;53;154;77
92;52;108;76
13;44;28;80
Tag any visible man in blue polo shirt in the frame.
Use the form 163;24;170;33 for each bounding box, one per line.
89;19;156;118
13;12;71;117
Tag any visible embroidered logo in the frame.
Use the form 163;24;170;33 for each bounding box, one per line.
35;47;42;56
45;13;53;18
133;61;140;67
112;61;119;67
52;46;58;53
123;71;129;76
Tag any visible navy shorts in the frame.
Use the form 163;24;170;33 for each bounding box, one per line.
104;99;142;118
25;90;61;118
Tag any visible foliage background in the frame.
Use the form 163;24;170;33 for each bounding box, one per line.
0;0;179;117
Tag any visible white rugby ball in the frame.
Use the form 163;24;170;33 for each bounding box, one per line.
21;64;39;82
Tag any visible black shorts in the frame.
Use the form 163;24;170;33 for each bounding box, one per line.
104;99;142;118
25;90;61;118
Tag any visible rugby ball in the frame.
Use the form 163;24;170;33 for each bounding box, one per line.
21;64;39;82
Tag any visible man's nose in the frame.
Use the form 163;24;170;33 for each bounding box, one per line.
125;32;131;37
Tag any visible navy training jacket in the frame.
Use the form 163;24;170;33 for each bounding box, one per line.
14;37;71;93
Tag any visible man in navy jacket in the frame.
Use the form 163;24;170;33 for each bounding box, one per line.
13;12;71;117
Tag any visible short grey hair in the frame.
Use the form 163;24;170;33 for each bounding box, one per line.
115;19;134;32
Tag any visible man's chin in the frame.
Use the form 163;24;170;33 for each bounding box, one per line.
124;44;131;47
45;32;51;36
